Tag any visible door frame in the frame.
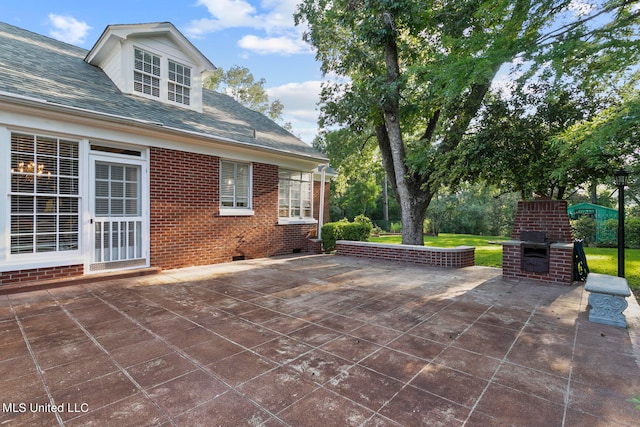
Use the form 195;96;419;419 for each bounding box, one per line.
85;149;150;273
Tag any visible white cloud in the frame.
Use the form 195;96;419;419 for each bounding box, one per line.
187;0;300;35
186;0;310;56
187;0;258;35
48;14;91;45
267;81;323;143
238;35;310;55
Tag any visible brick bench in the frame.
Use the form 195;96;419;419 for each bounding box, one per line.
585;273;631;328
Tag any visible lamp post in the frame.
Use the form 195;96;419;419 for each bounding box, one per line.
614;168;629;278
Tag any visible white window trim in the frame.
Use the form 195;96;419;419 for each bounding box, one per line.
133;47;161;98
7;132;82;259
278;169;314;222
131;46;194;108
219;160;253;216
277;218;318;226
219;208;255;217
168;59;192;106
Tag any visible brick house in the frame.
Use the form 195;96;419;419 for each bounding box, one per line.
0;22;332;287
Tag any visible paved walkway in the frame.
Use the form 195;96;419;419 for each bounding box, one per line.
1;254;639;426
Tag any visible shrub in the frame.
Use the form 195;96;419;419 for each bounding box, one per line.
322;216;372;251
390;221;402;233
599;218;619;247
354;214;373;229
626;217;640;248
597;217;640;248
571;216;597;245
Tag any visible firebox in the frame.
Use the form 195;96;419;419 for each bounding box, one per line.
520;231;550;273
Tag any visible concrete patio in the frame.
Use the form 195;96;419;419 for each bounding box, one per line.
1;254;640;426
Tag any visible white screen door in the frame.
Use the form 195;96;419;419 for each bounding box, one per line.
89;159;147;271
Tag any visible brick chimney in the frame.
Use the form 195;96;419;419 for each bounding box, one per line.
510;200;573;243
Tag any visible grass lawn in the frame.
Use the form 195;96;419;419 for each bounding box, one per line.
370;233;640;292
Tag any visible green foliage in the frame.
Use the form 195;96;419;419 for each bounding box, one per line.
600;218;619;247
321;217;372;251
313;129;387;221
590;217;640;249
571;216;597;246
203;65;291;127
427;184;519;236
389;222;402;233
627;218;640;249
354;214;374;229
452;84;607;199
296;0;639;244
554;90;640;185
628;397;640;411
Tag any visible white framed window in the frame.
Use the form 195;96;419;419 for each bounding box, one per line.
9;133;80;254
220;161;253;216
168;60;191;105
278;169;314;222
134;48;160;97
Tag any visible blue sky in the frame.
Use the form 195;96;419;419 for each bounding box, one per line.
0;0;325;143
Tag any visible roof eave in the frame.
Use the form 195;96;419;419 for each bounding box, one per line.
0;91;328;164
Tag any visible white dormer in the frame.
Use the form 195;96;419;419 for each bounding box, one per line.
85;22;215;113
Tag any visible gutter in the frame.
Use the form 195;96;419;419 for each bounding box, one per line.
0;91;329;164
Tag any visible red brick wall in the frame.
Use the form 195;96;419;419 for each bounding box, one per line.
150;147;319;270
336;241;475;268
0;265;83;286
502;242;574;284
511;200;573;243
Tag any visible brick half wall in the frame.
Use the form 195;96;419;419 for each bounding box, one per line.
336;241;475;268
0;265;84;287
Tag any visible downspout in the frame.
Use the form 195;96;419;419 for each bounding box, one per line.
318;164;327;240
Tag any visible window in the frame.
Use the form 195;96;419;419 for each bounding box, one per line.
220;161;250;210
134;48;160;97
9;133;80;254
278;170;312;219
168;60;191;105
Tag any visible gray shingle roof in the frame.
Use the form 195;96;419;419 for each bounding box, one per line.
0;22;327;162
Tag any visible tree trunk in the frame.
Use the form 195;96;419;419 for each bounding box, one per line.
379;11;434;245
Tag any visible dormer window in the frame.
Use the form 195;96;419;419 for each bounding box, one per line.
86;23;214;113
168;60;191;106
134;48;160;97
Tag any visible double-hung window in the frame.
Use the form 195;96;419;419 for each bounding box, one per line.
9;133;80;255
220;161;252;215
133;48;192;107
278;170;313;220
134;48;160;97
168;60;191;105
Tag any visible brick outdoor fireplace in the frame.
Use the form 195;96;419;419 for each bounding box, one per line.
503;200;574;284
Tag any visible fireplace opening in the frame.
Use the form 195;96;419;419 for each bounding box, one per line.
520;231;550;273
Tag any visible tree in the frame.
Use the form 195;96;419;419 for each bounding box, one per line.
453;83;607;199
557;88;640;204
204;65;292;129
313;128;385;220
295;0;639;245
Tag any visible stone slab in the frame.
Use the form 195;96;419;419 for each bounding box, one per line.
584;273;631;297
